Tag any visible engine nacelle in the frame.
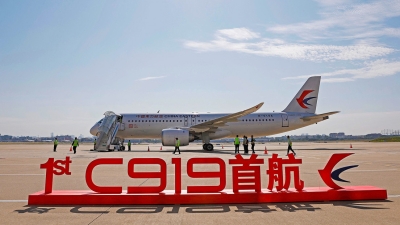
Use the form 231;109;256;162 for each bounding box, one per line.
161;129;192;146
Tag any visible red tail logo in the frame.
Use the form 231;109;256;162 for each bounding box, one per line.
296;90;316;109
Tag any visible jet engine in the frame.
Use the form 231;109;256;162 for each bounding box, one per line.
161;129;194;146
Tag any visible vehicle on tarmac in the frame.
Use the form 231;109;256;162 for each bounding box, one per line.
90;76;338;151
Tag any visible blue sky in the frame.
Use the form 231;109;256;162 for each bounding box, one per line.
1;0;400;137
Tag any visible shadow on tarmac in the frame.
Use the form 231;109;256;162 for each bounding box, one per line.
16;200;391;214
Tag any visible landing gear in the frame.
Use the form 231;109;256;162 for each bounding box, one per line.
203;144;214;151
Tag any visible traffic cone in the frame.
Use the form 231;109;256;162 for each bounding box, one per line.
160;146;162;151
148;146;150;151
70;146;72;151
264;146;268;154
350;144;352;148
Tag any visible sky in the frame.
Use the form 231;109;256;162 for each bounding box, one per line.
1;0;400;137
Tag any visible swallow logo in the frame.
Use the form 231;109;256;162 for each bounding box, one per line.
296;90;316;109
318;153;359;189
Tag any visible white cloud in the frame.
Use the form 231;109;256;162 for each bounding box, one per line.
138;76;166;81
322;77;355;83
268;0;400;40
314;0;353;7
184;32;394;61
216;28;260;40
284;59;400;82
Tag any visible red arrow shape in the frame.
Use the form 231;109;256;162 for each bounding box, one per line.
296;90;314;109
318;153;353;189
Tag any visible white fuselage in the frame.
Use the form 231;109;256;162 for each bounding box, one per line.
107;112;320;140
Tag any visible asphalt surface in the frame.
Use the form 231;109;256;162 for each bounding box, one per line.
0;142;399;225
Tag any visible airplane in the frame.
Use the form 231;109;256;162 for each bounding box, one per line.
90;76;339;151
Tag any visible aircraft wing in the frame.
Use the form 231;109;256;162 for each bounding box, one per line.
300;111;340;121
189;102;264;133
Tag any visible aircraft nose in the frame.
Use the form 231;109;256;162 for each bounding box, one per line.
90;124;99;136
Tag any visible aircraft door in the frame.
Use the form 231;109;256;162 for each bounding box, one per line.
184;116;188;126
119;123;125;131
281;114;289;127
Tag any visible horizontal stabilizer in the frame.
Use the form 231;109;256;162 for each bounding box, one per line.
301;111;340;121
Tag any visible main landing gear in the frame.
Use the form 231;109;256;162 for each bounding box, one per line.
203;144;214;151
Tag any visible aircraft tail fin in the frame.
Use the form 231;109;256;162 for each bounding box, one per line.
282;76;321;113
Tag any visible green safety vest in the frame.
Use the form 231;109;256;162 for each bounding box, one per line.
94;140;96;144
175;140;180;147
54;140;58;145
72;140;79;147
288;139;292;146
234;137;240;145
128;142;131;146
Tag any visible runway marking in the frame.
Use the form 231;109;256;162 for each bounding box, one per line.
0;174;44;176
0;200;27;202
0;164;87;166
388;195;400;198
349;169;397;172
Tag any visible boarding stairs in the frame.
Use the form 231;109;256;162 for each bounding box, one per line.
95;111;122;151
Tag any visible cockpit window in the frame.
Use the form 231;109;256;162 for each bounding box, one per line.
98;119;103;124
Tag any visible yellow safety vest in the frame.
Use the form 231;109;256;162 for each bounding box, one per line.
72;140;79;147
175;140;180;147
54;140;58;145
234;137;240;145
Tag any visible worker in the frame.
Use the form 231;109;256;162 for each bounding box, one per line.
173;138;180;154
287;136;296;156
243;135;249;154
53;138;58;152
128;140;131;151
234;135;240;154
250;135;256;154
71;137;79;154
93;139;96;150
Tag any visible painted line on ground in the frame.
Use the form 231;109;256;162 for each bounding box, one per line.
0;174;44;176
349;169;397;172
0;164;87;166
388;195;400;198
0;200;27;203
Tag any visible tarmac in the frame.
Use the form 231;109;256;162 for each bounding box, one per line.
0;141;399;224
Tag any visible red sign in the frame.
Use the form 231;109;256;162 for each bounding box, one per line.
29;153;387;205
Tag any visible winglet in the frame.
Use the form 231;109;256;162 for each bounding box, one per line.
253;102;264;111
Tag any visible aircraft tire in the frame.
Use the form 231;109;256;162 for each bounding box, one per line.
205;144;214;151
